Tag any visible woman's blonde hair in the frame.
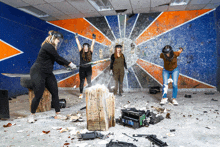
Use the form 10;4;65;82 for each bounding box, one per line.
41;30;58;49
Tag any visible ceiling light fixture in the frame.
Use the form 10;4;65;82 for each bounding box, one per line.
170;0;190;6
88;0;113;11
18;6;49;18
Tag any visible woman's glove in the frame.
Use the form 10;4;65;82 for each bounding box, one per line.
75;33;79;38
69;62;77;69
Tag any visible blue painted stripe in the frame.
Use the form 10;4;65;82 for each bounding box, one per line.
127;67;141;88
106;15;120;39
125;14;138;38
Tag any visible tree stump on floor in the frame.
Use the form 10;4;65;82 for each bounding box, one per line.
85;84;115;131
29;88;51;112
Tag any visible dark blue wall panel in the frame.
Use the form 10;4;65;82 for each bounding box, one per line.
127;67;141;88
216;5;220;91
125;14;138;38
105;15;120;39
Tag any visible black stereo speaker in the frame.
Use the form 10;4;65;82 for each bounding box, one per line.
0;90;10;119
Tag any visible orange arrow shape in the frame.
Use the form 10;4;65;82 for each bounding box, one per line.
49;18;112;46
0;40;23;61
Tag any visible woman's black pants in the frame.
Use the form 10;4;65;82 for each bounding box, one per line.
79;66;92;93
30;64;60;113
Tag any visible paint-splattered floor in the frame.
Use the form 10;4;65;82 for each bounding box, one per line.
0;90;220;147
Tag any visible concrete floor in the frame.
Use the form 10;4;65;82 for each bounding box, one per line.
0;89;220;147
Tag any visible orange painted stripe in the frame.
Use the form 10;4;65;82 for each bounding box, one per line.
0;40;22;61
49;18;111;46
137;59;213;88
135;9;211;45
58;61;110;88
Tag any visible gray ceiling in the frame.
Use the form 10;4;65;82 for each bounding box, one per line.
0;0;220;21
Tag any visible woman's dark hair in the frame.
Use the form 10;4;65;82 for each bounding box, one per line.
162;45;174;61
114;44;124;59
82;43;92;62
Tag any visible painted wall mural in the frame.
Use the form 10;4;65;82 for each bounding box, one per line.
50;8;217;90
0;1;218;97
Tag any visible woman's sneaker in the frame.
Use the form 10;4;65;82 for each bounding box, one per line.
160;98;168;105
79;94;83;99
172;99;178;106
27;114;35;123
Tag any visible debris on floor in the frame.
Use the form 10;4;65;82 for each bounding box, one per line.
80;106;86;110
152;106;166;113
170;129;176;132
3;123;13;128
122;133;138;142
106;140;137;147
42;131;50;134
149;112;164;125
77;131;105;140
1;90;220;146
133;134;168;146
211;98;218;101
149;86;161;94
166;133;175;137
117;108;164;128
166;113;171;119
204;92;215;95
146;135;168;146
184;94;192;98
117;108;150;128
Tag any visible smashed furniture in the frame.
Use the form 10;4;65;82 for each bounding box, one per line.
85;84;115;131
106;140;137;147
118;108;150;129
117;108;164;128
133;134;168;147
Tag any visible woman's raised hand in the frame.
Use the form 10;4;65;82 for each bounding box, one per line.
75;33;79;38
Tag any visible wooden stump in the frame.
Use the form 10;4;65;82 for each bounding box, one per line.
29;88;51;112
85;84;115;131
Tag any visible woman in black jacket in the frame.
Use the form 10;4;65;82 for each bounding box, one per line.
75;33;96;99
28;30;76;123
110;45;128;96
